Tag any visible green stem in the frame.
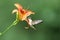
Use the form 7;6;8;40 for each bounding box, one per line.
2;19;19;35
0;19;19;36
0;12;19;36
2;22;14;35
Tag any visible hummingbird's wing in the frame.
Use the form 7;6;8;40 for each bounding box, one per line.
32;20;43;25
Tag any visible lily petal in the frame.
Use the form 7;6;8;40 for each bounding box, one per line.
12;9;18;14
14;3;23;10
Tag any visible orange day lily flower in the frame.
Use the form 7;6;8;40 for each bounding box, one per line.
12;3;35;21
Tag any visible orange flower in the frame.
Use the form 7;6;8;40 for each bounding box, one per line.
12;3;35;21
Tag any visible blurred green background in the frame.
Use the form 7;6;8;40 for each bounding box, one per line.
0;0;60;40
